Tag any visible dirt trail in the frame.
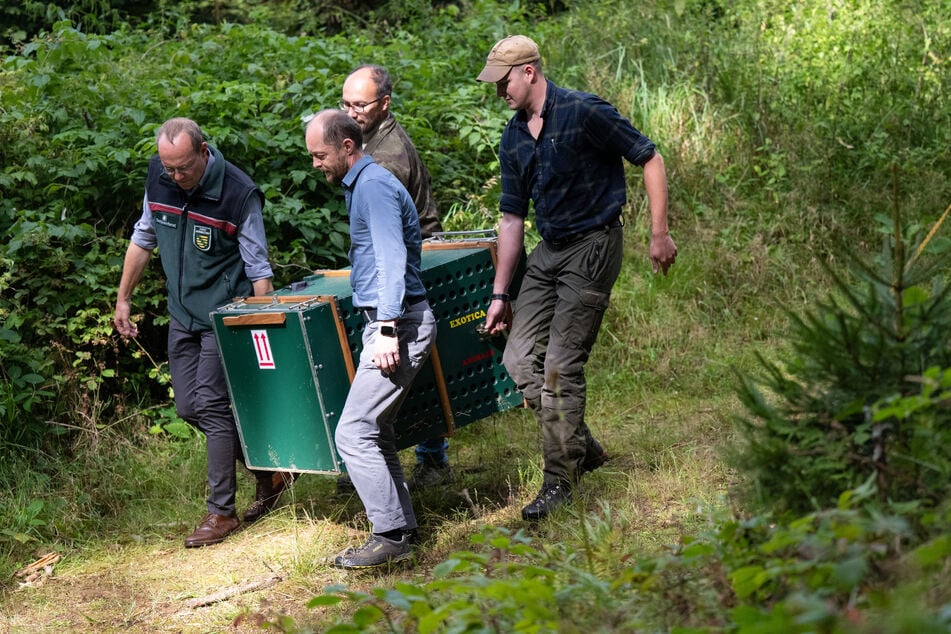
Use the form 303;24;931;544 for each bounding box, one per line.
1;520;380;633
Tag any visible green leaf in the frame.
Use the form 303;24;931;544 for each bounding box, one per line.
0;328;20;343
832;556;868;589
351;605;384;627
432;558;462;578
307;595;342;607
381;588;412;610
163;421;193;439
912;535;951;568
730;565;767;599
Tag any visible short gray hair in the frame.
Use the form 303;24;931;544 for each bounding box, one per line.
156;118;204;152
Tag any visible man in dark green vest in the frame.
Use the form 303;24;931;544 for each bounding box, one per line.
114;118;291;547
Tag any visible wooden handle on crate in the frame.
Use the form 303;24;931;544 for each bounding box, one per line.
222;313;286;327
311;269;351;277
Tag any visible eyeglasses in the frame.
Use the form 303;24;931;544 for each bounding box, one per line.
162;153;201;177
338;96;383;114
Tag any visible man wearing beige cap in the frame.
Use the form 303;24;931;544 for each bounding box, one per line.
479;35;678;521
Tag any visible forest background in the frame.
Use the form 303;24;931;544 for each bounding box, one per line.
0;0;949;631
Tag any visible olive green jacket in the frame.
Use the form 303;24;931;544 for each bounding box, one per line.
364;113;442;237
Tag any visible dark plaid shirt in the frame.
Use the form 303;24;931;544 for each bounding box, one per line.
498;79;657;241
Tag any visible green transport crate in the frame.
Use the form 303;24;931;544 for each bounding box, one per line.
211;236;524;474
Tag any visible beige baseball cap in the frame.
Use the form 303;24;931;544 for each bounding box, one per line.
476;35;541;83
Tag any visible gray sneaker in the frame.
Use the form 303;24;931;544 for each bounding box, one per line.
408;462;454;490
332;534;412;569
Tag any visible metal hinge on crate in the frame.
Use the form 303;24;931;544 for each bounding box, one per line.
426;228;498;242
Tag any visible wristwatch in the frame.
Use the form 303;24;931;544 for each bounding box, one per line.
379;324;398;338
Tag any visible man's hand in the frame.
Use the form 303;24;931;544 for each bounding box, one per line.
372;325;400;374
650;233;678;275
114;243;152;339
483;298;512;335
114;299;138;338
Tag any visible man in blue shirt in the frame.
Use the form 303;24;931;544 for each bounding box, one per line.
305;109;436;568
479;36;678;521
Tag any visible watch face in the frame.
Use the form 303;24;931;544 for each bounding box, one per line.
380;325;397;337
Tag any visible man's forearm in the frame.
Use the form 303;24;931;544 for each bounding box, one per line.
493;213;525;295
116;243;152;303
643;152;669;236
252;278;274;296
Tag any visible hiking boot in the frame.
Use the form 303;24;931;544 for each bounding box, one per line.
408;462;454;490
332;533;413;569
243;471;297;523
184;513;240;548
580;438;608;475
521;482;573;521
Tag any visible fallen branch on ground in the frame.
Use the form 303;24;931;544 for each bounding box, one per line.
186;575;283;608
15;552;61;587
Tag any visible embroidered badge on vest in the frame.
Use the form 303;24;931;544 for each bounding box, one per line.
193;226;212;252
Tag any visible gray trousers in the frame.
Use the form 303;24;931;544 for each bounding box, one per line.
168;318;257;516
334;300;436;534
502;225;623;484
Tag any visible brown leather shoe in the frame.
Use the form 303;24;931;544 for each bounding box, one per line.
184;513;240;548
242;471;298;523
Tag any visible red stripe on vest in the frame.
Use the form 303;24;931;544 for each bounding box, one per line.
187;210;238;237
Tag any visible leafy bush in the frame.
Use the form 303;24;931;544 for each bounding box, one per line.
0;5;514;458
732;210;951;513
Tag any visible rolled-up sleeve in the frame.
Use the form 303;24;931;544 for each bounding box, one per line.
236;195;273;282
131;193;158;250
586;99;656;167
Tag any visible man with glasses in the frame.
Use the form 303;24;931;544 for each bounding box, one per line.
478;36;678;521
340;64;442;238
114;117;294;547
339;64;453;489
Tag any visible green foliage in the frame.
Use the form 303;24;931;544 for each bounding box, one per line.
0;0;372;47
299;488;950;633
732;209;951;512
867;366;951;507
708;0;950;214
547;0;950;255
0;0;145;46
0;0;527;465
0;415;210;580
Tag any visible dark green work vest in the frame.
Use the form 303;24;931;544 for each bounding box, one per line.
144;146;263;331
